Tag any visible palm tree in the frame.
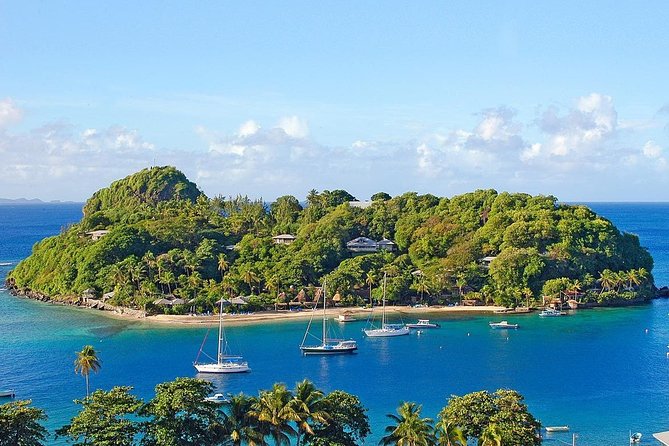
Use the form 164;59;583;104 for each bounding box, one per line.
221;393;266;446
218;253;230;282
183;251;200;277
243;269;260;295
520;287;533;308
366;271;377;305
108;263;126;289
414;280;430;304
435;420;466;446
477;423;502;446
599;269;615;293
637;267;649;283
291;380;329;446
455;274;467;299
142;251;156;281
249;383;299;446
74;345;101;397
160;270;176;294
379;401;435;446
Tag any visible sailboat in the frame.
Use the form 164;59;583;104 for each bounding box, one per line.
194;298;250;373
300;281;358;355
363;273;410;337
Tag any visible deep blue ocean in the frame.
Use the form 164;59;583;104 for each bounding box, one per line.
2;203;669;445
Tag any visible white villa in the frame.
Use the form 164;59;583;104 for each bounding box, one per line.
86;230;110;241
479;256;497;268
348;201;373;209
346;237;396;253
272;234;297;245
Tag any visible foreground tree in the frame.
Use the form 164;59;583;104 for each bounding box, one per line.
291;380;329;446
74;345;102;397
438;389;540;446
220;393;265;446
140;377;221;446
434;420;466;446
379;401;435;446
306;390;370;446
56;386;142;446
249;383;298;446
0;400;48;446
478;424;503;446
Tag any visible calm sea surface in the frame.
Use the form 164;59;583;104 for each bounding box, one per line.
1;203;669;445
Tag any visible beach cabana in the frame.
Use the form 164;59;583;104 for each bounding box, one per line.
153;297;185;307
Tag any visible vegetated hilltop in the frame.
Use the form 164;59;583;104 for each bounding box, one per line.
7;166;654;313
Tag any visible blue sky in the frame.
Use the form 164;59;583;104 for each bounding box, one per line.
1;1;669;201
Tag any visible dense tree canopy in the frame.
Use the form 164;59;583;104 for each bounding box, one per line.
7;166;655;313
0;400;47;446
437;389;541;446
6;380;539;446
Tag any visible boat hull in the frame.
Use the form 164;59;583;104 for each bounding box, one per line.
364;327;410;337
406;323;440;329
489;322;519;329
194;362;250;373
0;390;15;398
300;345;358;355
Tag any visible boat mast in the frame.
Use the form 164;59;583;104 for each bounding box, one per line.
217;298;223;364
381;273;387;328
322;280;327;343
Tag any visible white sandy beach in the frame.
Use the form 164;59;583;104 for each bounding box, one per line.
142;305;509;327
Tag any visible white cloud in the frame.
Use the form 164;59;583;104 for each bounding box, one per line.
0;98;22;128
643;140;662;158
238;120;260;137
412;107;527;181
1;95;668;202
276;116;309;139
537;93;617;158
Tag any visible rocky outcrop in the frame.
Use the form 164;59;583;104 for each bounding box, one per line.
656;286;669;297
4;279;146;318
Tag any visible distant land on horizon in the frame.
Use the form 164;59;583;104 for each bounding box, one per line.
0;197;81;205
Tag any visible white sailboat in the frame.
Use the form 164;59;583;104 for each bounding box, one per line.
300;280;358;355
194;298;250;373
363;273;409;337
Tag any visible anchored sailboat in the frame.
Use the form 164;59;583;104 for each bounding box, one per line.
194;298;250;373
300;281;358;355
363;273;409;337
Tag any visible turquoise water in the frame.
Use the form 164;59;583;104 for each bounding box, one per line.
2;203;669;445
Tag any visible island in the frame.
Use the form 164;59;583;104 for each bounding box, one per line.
5;166;655;319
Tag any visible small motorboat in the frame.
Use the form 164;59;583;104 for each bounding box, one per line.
630;432;642;443
204;393;227;403
489;321;519;329
338;312;356;323
539;308;565;317
0;389;16;398
545;426;569;432
406;319;440;329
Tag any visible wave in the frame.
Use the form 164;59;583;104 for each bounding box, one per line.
0;262;13;266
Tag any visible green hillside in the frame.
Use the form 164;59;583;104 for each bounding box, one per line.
7;166;654;313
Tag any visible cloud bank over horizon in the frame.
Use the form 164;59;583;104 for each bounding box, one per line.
0;94;667;203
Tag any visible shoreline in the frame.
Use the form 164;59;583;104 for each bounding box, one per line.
6;284;659;328
143;305;509;327
5;288;508;327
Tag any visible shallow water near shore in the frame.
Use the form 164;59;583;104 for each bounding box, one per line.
2;203;669;445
